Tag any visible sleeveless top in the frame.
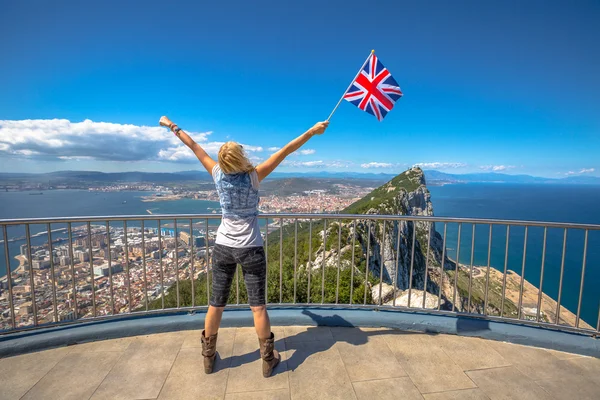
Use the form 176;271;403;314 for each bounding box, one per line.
212;164;263;247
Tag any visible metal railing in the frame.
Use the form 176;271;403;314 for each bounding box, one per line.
1;213;599;337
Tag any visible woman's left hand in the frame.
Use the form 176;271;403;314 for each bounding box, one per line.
309;121;329;136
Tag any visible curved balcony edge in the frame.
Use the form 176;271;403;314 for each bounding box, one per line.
1;307;598;359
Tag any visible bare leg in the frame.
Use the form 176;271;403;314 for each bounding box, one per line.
205;305;225;336
251;305;272;339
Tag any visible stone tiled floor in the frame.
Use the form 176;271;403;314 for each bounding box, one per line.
1;326;599;400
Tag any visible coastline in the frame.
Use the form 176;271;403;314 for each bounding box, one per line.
442;258;593;329
0;255;26;281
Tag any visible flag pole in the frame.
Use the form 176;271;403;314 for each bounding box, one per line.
326;49;375;122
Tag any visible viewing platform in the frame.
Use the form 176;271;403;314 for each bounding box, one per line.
1;213;599;398
2;321;600;400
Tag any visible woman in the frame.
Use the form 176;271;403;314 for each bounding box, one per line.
159;116;329;377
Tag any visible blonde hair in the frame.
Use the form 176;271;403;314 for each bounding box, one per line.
218;141;255;174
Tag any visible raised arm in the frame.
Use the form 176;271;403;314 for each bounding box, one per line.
159;116;217;174
255;121;329;182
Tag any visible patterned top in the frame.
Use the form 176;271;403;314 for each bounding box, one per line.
212;164;263;247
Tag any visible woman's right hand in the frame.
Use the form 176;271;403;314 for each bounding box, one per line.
159;116;174;128
309;121;329;136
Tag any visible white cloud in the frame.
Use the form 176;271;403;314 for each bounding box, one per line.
479;165;516;172
0;119;262;164
565;168;595;176
298;149;315;155
267;146;280;151
282;160;351;168
414;162;467;169
327;161;351;168
361;162;393;169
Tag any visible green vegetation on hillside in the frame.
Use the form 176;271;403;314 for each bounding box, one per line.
342;168;422;214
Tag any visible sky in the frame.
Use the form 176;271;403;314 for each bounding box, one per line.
0;0;599;178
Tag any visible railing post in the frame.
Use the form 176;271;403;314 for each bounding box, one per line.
575;230;588;328
378;220;386;306
321;219;327;304
265;218;269;303
467;224;475;312
67;223;77;320
25;224;37;326
556;228;568;325
423;221;432;309
106;222;115;315
408;219;417;308
336;219;341;304
451;223;462;312
438;223;447;311
536;227;547;323
2;225;16;329
308;219;313;304
517;226;528;319
280;218;283;304
293;219;298;304
124;220;132;313
87;222;96;318
350;219;356;305
205;218;210;306
141;220;148;311
393;220;401;307
174;219;180;308
500;225;510;317
158;220;165;310
46;224;59;323
189;219;195;308
483;224;492;315
364;222;371;305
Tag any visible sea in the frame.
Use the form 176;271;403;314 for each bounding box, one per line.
0;184;599;327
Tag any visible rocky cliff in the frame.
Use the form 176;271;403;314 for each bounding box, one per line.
304;167;450;308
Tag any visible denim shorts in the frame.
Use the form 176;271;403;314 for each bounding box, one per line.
211;243;266;307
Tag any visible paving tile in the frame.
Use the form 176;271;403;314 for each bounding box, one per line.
352;377;423;400
22;351;122;400
467;366;552;400
545;349;586;360
283;325;333;343
384;334;476;394
335;333;407;382
127;331;187;350
0;347;71;400
563;356;600;383
225;327;288;394
329;326;393;340
436;335;511;371
287;339;356;400
423;388;490;400
90;333;184;400
225;388;290;400
536;374;600;400
158;347;232;400
67;337;132;353
486;341;572;381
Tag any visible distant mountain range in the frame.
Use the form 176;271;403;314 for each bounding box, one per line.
0;169;598;185
423;170;600;185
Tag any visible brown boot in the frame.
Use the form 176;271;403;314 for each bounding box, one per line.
258;332;280;378
201;330;218;374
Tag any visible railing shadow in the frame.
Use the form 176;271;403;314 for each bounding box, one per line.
220;309;432;375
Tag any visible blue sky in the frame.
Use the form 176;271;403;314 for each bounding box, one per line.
0;0;598;178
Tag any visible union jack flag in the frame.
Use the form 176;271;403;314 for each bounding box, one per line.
343;53;402;121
